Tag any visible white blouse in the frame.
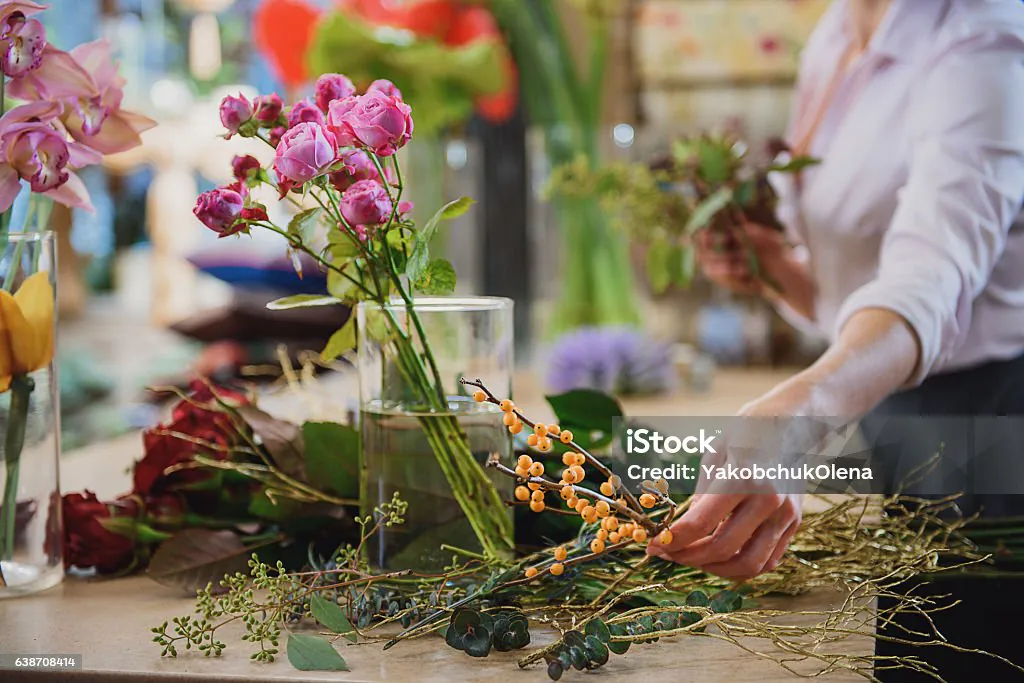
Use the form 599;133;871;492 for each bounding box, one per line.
773;0;1024;385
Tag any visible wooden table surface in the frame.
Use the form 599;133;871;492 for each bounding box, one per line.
0;367;872;682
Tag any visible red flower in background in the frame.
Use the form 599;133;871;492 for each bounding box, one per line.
63;491;138;573
253;0;517;123
132;382;248;496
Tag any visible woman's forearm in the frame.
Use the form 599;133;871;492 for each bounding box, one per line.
764;250;817;321
749;308;921;419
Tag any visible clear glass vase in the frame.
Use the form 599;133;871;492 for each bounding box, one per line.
0;231;61;597
357;297;514;570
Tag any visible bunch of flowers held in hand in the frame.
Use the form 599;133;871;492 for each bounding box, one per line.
0;0;155;212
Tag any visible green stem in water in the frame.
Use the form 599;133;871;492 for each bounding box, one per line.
0;375;36;587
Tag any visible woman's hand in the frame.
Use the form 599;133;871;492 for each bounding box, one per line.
695;223;816;320
645;378;817;579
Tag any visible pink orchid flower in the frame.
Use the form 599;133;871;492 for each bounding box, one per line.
0;100;101;213
8;38;155;154
0;0;47;24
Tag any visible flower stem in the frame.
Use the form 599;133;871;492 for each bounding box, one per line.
0;375;36;586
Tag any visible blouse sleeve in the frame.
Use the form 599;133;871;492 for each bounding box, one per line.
833;24;1024;386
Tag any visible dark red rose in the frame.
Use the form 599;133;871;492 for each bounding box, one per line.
231;154;261;181
62;491;138;574
132;382;249;496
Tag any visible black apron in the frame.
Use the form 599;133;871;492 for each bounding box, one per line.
860;354;1024;682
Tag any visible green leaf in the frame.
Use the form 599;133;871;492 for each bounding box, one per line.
584;635;609;666
98;517;172;544
734;179;756;208
288;208;323;243
545;389;624;434
646;240;673;294
310;594;357;642
679;246;697;288
710;589;743;613
286;633;349;672
302;421;360;499
768;156;820;174
321;316;356;363
236;405;306;480
607;624;630;655
247;488;302;521
267;294;342;311
547;660;564;681
147;530;269;594
696;138;737;184
406;240;430;284
685;590;710;607
413;258;456;295
422;197;475;244
584;618;610;643
330;236;362;260
685;186;734;235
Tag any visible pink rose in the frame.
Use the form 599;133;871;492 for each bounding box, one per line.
232;154;261;181
219;93;252;138
286;99;325;129
268;125;286;148
272;121;337;185
1;14;45;78
367;79;403;101
2;119;70;192
327;91;413;157
315;73;356;113
194;186;244;236
339;179;393;227
253;93;283;124
329;148;390;191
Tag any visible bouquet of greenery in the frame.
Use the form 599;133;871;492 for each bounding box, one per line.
547;132;818;295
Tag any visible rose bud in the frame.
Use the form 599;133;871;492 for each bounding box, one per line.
339;179;393;227
366;78;403;101
315;73;356;113
252;93;283;123
286;98;325;129
272;121;338;185
231;154;261;181
268;125;286;148
331;91;413;157
219;93;252;138
193;186;244;236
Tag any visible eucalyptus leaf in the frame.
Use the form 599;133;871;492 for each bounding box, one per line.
584;618;610;643
286;633;349;672
267;294;342;311
710;589;743;613
310;594;357;642
584;635;609;666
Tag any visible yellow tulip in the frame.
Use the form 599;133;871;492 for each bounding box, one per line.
0;271;55;393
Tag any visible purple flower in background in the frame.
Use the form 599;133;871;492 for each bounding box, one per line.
546;327;676;396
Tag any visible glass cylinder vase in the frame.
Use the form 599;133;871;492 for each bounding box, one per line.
357;297;514;570
0;231;61;597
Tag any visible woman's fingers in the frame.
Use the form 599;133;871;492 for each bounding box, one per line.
651;492;743;555
661;494;786;567
700;504;798;579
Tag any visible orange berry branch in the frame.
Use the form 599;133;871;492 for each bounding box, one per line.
460;378;679;583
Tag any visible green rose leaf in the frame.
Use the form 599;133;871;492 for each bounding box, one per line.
584;618;610;643
286;633;349;672
685;186;734;235
266;294;342;311
710;589;743;614
287;208;323;244
422;197;475;244
321;316;356;363
309;594;357;642
302;421;359;499
413;258;456;295
236;405;306;480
